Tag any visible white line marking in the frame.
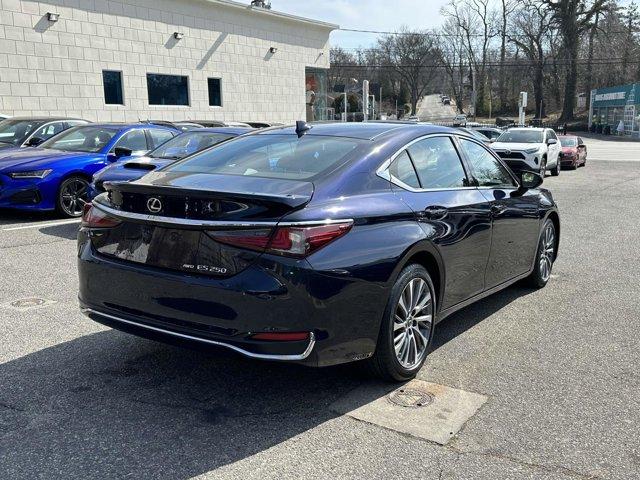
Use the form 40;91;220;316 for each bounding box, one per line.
1;219;80;231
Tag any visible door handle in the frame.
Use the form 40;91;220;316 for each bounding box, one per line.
423;206;448;220
491;204;508;216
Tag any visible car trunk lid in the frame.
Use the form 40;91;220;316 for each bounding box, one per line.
90;172;314;277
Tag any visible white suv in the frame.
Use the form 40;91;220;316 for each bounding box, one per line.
490;127;561;176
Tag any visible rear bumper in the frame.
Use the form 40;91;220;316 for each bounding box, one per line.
77;230;385;367
80;306;316;361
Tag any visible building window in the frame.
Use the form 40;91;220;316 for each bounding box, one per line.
305;68;328;121
147;74;189;106
103;70;124;105
208;78;222;107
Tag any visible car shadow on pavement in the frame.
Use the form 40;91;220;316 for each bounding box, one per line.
0;209;63;226
431;284;536;350
0;286;531;479
38;223;80;240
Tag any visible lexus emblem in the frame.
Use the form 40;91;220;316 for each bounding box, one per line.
146;197;162;213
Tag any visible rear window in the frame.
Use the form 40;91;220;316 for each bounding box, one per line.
497;130;544;143
560;137;577;146
166;134;366;180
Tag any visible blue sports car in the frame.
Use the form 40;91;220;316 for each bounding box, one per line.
0;123;178;217
89;127;253;199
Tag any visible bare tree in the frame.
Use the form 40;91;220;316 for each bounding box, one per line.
510;1;554;118
377;27;439;115
498;0;518;112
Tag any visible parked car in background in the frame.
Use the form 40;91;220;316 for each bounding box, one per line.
243;122;284;129
558;135;587;169
78;122;559;381
0;123;179;217
191;120;253;128
0;114;11;121
0;117;88;151
473;126;503;141
491;127;561;177
146;120;204;132
455;127;492;146
452;114;467;127
88;127;253;199
442;96;451;105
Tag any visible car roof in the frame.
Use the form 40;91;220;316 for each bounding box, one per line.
78;123;174;130
190;127;253;135
2;116;86;122
258;122;458;140
508;127;545;131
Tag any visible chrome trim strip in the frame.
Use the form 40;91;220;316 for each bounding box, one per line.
92;201;352;229
81;307;316;361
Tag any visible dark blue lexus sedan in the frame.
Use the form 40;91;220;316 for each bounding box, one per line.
0;123;178;216
78;122;560;381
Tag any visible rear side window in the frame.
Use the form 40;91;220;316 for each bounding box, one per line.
167;134;365;180
408;136;467;189
389;150;420;188
148;129;176;149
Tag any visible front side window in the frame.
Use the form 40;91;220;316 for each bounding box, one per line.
0;119;41;145
40;126;118;153
114;130;148;153
389;150;420;188
151;132;234;159
167;134;365;181
460;139;515;188
408;136;467;189
208;78;222;107
147;74;189;106
103;70;124;105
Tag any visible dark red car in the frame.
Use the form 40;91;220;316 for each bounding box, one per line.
559;135;587;169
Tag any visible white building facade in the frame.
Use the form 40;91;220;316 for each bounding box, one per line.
0;0;336;123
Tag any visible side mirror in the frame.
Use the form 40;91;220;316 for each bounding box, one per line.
25;137;44;147
489;138;496;143
113;147;133;159
520;171;544;190
546;138;558;146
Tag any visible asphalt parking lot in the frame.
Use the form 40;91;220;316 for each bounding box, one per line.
1;137;639;480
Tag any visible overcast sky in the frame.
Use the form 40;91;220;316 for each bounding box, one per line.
271;0;450;50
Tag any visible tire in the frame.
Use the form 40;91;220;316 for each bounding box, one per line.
550;158;560;176
56;176;90;218
526;219;556;289
364;264;436;382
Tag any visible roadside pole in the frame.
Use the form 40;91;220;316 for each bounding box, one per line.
363;80;370;122
519;91;527;126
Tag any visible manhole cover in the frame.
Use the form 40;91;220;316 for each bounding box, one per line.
387;388;433;408
1;297;57;312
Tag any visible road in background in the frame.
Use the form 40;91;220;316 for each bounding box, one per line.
0;142;639;479
417;94;457;122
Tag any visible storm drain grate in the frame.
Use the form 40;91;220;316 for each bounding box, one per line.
387;389;433;408
1;297;57;312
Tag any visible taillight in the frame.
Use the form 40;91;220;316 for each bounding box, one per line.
209;222;352;257
81;204;122;228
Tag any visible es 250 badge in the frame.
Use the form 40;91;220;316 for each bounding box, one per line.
183;264;228;274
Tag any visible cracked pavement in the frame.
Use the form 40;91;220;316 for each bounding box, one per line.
0;137;639;479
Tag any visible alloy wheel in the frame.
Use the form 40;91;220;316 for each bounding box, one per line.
393;278;433;369
539;223;555;282
60;177;89;217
